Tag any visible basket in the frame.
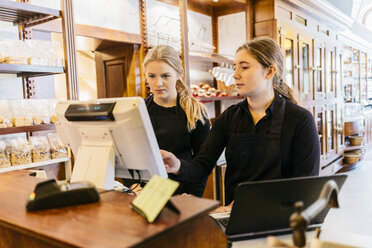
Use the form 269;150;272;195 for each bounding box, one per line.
348;135;364;146
344;121;360;136
343;152;361;164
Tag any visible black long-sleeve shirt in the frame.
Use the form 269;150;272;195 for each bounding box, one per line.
146;95;210;196
178;94;320;202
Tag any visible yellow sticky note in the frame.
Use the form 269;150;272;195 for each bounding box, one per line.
131;175;179;223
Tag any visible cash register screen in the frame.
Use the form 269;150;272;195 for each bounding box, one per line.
55;97;167;182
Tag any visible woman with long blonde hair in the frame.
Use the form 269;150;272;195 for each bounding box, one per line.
143;44;210;196
161;38;320;206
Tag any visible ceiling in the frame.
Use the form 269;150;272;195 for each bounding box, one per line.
327;0;372;23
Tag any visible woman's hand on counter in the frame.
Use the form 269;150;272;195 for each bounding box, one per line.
160;149;181;175
209;201;234;214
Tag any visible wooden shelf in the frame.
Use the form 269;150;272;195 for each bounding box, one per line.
195;96;244;102
338;160;360;173
0;124;56;135
0;157;69;174
0;64;64;77
0;0;61;27
189;52;233;64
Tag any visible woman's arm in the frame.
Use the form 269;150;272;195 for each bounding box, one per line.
161;112;228;182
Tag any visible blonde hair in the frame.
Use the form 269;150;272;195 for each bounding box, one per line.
236;38;297;104
144;45;208;131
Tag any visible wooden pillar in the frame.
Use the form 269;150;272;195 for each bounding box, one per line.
179;0;190;86
211;12;218;53
60;0;79;100
252;0;277;39
246;0;253;41
139;0;148;98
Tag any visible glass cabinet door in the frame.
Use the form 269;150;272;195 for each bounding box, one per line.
343;46;353;102
325;46;336;98
361;52;367;103
298;35;312;101
336;105;344;154
325;105;336;158
336;51;342;99
314;40;324;99
279;27;298;92
284;38;294;89
315;107;325;160
368;55;372;101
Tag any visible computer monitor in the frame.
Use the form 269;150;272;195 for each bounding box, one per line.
55;97;168;190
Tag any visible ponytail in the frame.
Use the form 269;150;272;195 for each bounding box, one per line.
273;75;297;104
176;79;208;131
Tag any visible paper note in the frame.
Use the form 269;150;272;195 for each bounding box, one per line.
131;175;179;223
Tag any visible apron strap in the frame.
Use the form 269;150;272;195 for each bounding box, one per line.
269;95;286;137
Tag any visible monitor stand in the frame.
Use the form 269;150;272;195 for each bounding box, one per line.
70;128;115;190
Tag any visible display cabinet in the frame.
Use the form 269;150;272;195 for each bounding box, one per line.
274;0;352;172
0;0;75;178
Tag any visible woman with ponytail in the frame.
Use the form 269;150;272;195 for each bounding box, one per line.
161;38;320;206
143;45;210;197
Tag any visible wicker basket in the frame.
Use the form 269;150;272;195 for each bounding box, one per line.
348;135;364;146
343;153;361;164
344;121;360;136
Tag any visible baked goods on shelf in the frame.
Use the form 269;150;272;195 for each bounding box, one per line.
30;136;51;162
0;39;63;67
9;138;32;166
191;82;238;98
47;133;68;159
2;99;59;127
0;140;10;168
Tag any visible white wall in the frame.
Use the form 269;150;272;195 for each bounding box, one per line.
32;0;141;34
146;0;213;52
218;12;246;58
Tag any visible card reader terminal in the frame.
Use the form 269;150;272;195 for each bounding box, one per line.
26;179;100;211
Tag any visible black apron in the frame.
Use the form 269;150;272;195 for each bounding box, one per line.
145;95;207;196
224;96;286;204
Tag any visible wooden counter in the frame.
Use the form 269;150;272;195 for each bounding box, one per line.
0;170;226;248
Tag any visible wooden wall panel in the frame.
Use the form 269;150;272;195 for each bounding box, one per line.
253;0;275;23
254;19;277;39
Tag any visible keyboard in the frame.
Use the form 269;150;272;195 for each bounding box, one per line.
217;217;230;228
